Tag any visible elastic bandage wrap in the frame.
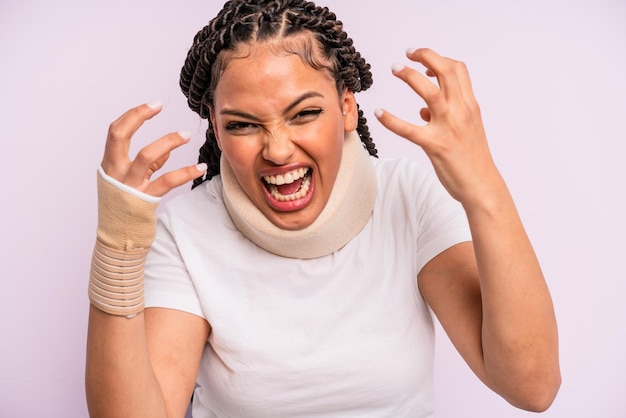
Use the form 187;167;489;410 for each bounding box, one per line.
89;168;160;317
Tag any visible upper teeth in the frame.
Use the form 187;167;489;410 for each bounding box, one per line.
263;167;309;185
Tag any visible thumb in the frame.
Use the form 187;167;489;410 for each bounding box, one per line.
374;108;429;148
146;163;208;197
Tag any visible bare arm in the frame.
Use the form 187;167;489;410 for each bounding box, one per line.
85;103;208;417
376;48;560;411
146;308;210;417
86;307;209;418
419;232;559;410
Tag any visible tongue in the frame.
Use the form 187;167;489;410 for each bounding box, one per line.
276;178;303;195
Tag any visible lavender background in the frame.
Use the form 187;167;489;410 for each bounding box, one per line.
1;0;625;416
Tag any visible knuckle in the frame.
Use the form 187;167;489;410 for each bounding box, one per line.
107;121;124;141
429;90;445;107
134;149;152;165
419;47;434;58
159;133;181;150
128;106;144;118
107;120;117;131
441;62;457;77
454;60;468;75
155;172;180;192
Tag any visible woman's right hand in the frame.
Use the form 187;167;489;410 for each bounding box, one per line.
101;101;206;197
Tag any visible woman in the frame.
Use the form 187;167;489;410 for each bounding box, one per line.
85;1;561;417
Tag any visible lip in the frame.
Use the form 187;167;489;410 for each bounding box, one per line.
260;165;315;212
259;163;309;178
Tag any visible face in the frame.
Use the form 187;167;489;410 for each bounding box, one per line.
211;42;358;230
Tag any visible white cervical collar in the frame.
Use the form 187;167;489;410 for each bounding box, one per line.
220;131;377;259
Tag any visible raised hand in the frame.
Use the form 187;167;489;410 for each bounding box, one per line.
375;48;504;208
101;101;206;197
378;49;561;410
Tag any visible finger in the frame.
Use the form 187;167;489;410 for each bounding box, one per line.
453;62;478;103
146;163;208;197
148;152;171;174
374;108;432;150
391;63;447;115
125;131;192;187
406;48;474;103
102;101;163;175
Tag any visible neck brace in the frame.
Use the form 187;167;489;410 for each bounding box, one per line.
220;131;377;259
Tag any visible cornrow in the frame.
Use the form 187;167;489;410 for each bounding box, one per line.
180;0;378;188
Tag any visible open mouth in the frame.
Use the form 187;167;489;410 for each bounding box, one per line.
262;167;312;202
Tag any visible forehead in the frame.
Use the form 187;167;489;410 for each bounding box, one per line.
214;33;336;87
213;41;338;111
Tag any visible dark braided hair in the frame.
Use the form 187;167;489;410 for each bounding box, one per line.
180;0;378;188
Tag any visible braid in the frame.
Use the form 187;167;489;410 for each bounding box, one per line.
180;0;378;188
356;105;377;157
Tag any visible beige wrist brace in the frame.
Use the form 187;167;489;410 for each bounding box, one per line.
88;170;159;317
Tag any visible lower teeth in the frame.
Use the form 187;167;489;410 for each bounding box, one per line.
270;176;311;202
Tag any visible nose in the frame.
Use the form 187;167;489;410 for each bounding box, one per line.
262;126;295;165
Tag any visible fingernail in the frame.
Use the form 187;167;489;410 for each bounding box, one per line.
391;63;405;73
178;130;191;140
406;47;417;55
374;108;384;118
147;100;162;109
196;163;208;173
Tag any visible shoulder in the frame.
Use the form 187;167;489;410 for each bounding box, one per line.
372;157;436;189
157;175;232;234
161;175;224;216
371;156;444;207
369;156;470;258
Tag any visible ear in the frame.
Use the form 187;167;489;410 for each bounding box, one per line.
341;90;359;132
208;107;223;151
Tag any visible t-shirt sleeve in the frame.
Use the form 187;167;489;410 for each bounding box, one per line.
413;166;472;273
144;212;205;319
376;158;472;274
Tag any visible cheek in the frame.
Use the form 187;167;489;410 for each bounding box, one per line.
309;136;344;181
221;141;261;181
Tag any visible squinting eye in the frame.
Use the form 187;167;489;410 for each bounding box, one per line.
293;108;323;121
224;121;256;132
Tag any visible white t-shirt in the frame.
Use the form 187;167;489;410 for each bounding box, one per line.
145;157;472;417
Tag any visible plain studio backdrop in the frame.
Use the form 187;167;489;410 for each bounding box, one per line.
1;0;624;417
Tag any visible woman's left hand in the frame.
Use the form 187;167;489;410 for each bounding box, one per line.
378;49;561;411
375;48;503;208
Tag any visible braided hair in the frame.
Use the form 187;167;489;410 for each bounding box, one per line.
180;0;378;188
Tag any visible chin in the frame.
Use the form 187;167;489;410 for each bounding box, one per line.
265;206;320;231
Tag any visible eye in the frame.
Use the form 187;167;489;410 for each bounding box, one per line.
224;121;258;133
292;108;323;124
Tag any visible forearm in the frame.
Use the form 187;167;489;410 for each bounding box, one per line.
86;306;168;418
84;102;207;417
464;176;560;410
85;167;168;416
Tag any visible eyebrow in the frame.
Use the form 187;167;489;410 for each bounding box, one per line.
219;91;325;121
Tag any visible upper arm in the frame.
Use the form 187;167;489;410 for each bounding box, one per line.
417;241;490;385
145;307;210;418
